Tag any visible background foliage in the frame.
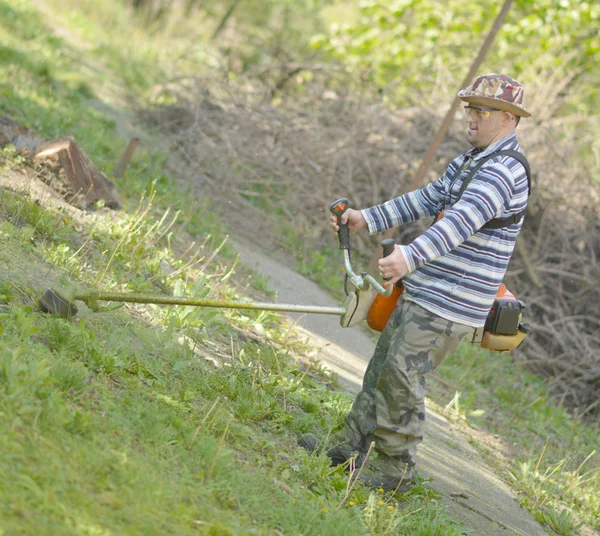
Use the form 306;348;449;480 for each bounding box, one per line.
313;0;598;104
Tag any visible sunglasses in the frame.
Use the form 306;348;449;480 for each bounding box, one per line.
464;105;501;120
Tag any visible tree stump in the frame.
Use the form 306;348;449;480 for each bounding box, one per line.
34;136;122;210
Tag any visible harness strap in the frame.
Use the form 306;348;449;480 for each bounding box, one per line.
456;149;531;229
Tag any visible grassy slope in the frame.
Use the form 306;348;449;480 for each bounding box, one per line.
0;1;465;535
0;1;597;535
0;233;359;536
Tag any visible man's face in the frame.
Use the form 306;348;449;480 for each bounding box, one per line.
465;106;505;149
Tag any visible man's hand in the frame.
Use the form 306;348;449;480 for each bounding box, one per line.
378;245;409;286
329;208;368;233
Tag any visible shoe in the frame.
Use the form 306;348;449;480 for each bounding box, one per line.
298;433;362;467
357;466;414;493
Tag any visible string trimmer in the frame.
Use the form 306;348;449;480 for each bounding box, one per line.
39;199;395;326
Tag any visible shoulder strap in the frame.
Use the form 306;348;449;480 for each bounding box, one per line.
456;149;531;229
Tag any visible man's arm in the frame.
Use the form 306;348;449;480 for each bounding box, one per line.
360;151;476;234
361;177;447;234
400;163;515;273
329;174;447;235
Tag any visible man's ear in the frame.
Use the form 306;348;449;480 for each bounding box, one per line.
503;111;517;125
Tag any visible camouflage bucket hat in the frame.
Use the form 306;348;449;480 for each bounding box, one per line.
458;73;532;118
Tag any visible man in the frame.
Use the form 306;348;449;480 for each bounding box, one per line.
300;73;532;492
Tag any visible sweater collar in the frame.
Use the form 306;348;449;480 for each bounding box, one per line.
466;132;520;161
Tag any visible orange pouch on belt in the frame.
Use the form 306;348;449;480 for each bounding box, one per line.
481;283;528;351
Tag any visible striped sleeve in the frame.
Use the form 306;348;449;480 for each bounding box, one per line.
361;156;466;234
402;162;515;272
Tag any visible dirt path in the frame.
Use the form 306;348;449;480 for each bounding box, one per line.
234;240;548;536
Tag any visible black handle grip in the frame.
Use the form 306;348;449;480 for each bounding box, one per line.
329;198;351;250
381;238;396;258
380;238;396;280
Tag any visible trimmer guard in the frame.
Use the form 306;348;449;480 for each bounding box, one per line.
340;287;376;328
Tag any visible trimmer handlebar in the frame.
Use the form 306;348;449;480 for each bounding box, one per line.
329;198;351;250
381;238;396;258
330;197;393;297
380;238;396;281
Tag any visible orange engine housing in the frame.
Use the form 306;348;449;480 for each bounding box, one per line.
367;283;403;332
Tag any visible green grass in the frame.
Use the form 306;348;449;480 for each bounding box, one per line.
0;1;468;531
0;183;468;535
2;0;597;534
0;0;133;192
1;306;356;535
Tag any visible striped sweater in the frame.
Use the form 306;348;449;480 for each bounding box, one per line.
362;132;529;328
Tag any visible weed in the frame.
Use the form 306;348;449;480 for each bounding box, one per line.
0;191;63;241
0;281;14;303
2;305;38;339
443;390;486;420
534;505;584;536
249;271;276;297
362;491;402;534
45;243;85;277
0;145;27;171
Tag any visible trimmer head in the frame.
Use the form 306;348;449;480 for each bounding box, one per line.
39;288;78;318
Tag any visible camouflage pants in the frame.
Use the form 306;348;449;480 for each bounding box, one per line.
342;296;473;479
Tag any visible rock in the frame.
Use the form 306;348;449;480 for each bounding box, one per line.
0;116;45;153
